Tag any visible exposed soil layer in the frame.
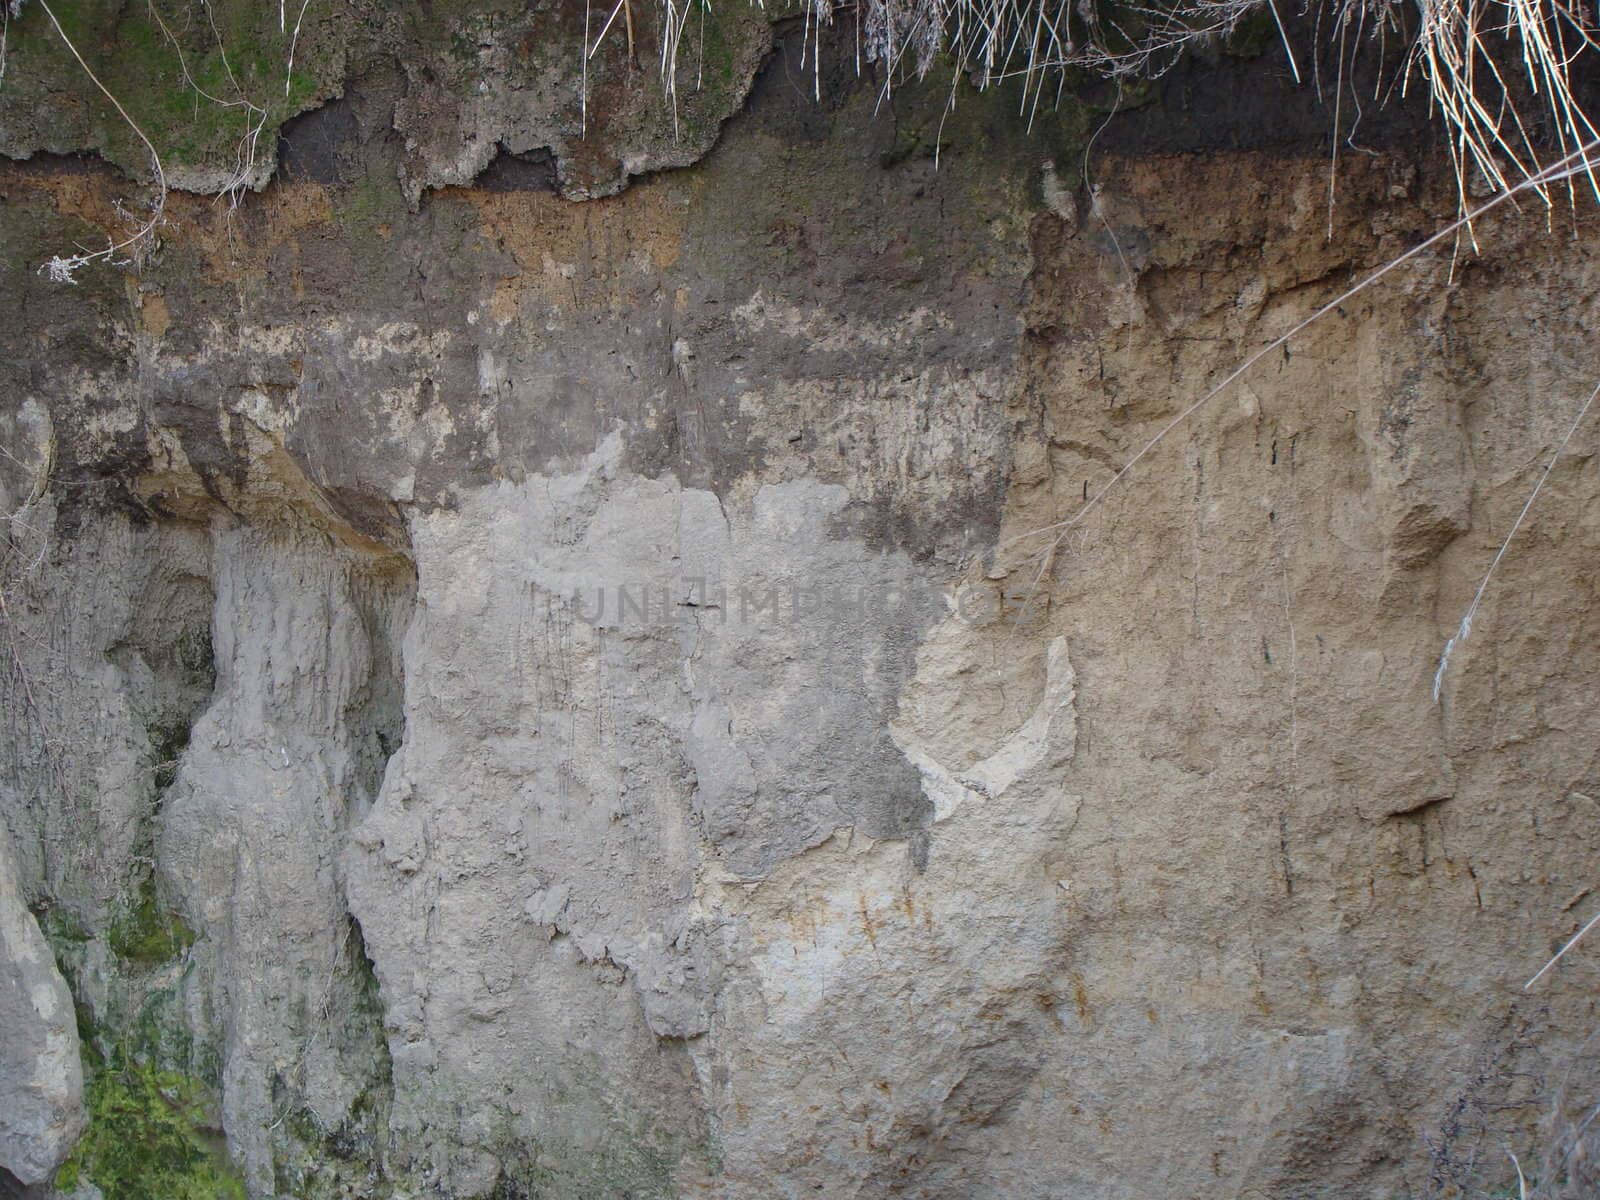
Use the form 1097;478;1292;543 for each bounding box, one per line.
4;9;1600;1200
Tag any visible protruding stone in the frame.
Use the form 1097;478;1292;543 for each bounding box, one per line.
0;828;85;1185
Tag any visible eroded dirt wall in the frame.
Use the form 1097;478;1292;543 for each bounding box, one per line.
3;16;1600;1200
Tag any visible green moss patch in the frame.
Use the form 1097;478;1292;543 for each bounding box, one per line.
2;0;343;185
265;927;396;1199
107;873;196;967
56;1049;245;1200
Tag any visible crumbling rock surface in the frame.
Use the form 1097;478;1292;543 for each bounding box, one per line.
0;0;771;200
3;21;1600;1200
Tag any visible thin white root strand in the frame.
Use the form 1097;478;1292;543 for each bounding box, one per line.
1433;376;1600;703
1508;1149;1528;1200
1526;903;1600;990
35;0;167;282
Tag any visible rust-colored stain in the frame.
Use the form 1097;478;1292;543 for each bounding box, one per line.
456;179;684;318
177;182;335;281
138;292;171;339
4;160;692;330
1070;973;1091;1022
488;276;521;325
782;902;823;946
10;167;125;234
857;892;878;950
14;167;335;283
1035;991;1066;1030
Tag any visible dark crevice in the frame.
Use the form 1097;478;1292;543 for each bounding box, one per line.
475;142;560;193
276;94;365;186
345;559;415;817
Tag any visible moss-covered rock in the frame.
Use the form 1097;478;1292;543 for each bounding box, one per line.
0;0;344;190
55;1049;245;1200
264;939;395;1200
0;0;777;201
106;873;195;968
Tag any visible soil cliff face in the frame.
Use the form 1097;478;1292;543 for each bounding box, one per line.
3;8;1600;1198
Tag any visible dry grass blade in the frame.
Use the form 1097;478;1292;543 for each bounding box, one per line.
609;0;1599;238
1396;0;1600;209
